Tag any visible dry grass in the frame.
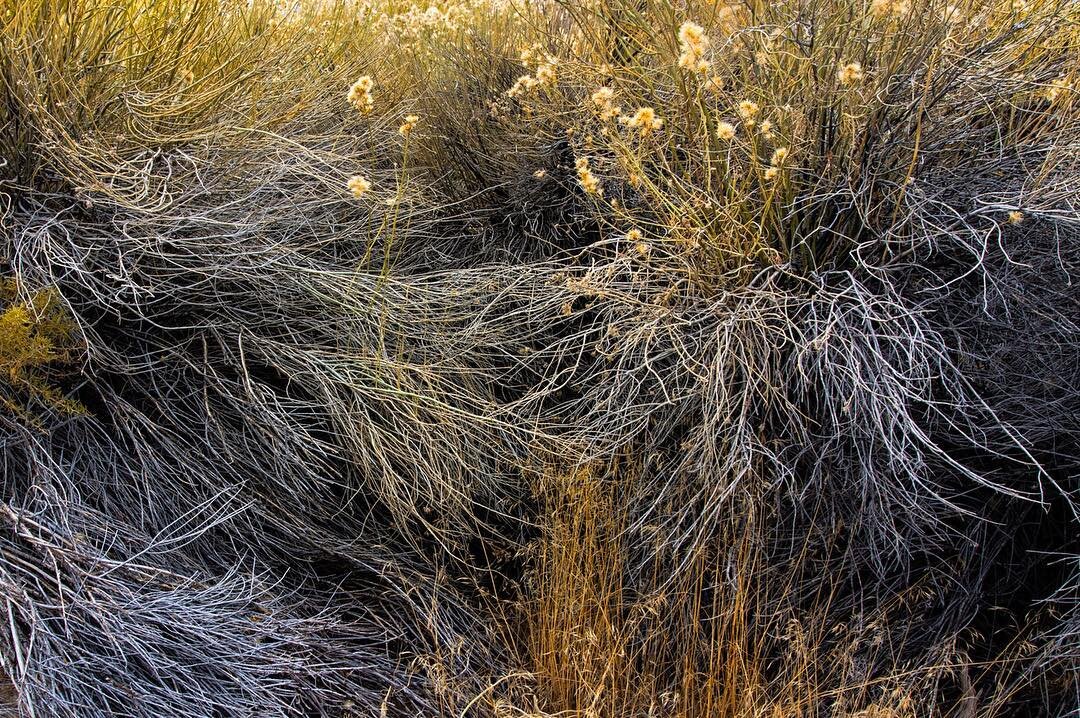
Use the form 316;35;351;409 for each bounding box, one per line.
1;0;1078;716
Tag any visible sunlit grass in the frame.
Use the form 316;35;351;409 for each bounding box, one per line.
1;0;1078;716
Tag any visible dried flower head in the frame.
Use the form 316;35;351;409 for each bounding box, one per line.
1006;210;1024;225
677;21;710;73
398;114;420;136
764;166;780;180
678;20;707;48
770;147;789;165
535;61;558;87
347;175;372;198
871;0;910;17
591;87;621;121
736;100;760;121
1044;77;1071;102
621;107;664;136
347;76;375;114
592;87;614;105
837;62;864;85
626;228;644;242
759;119;774;139
575;157;602;196
519;43;542;67
507;74;540;98
716;121;737;140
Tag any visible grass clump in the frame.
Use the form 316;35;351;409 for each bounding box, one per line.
1;0;1078;717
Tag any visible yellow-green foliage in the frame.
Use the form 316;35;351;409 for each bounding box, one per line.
0;0;386;196
477;0;1078;277
0;279;82;417
4;0;1075;246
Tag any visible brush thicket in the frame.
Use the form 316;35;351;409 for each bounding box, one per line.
1;0;1078;716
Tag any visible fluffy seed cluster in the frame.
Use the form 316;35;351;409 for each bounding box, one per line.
376;2;476;48
591;87;621;121
737;100;760;125
764;146;790;181
677;21;709;73
535;60;558;87
627;228;649;255
1045;77;1071;102
509;45;558;97
518;43;542;66
507;74;540;98
575;157;602;196
399;114;420;136
347;76;374;114
540;57;559;83
347;175;372;198
621;107;664;136
716;121;737;140
837;61;864;85
871;0;912;17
